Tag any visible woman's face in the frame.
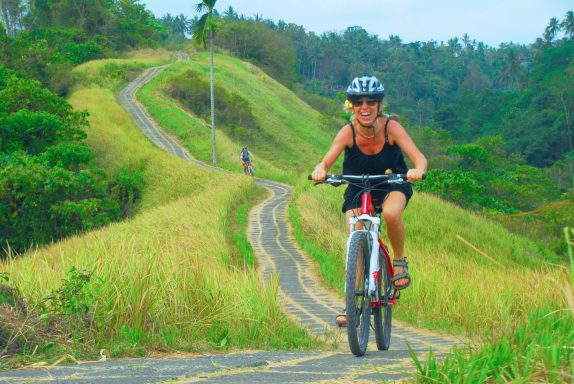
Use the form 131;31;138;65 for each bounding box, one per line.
352;97;379;126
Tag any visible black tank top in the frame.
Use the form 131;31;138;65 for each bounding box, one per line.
342;118;408;175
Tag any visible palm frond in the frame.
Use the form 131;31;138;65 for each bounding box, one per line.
194;3;206;13
191;13;209;47
195;0;217;13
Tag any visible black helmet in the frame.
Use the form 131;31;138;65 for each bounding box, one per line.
346;76;384;101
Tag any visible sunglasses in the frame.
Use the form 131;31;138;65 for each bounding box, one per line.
351;98;379;107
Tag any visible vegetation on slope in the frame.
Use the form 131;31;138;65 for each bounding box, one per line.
0;53;320;367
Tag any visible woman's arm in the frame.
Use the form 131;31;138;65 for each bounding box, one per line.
389;121;427;181
311;125;351;181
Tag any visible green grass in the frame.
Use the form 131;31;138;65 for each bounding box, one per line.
230;202;260;267
72;49;173;92
411;228;574;383
411;308;574;383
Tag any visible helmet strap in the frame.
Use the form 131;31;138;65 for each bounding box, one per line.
357;116;379;131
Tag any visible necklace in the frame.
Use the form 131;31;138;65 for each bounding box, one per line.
355;122;378;140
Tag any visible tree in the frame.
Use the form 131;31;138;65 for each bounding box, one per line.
544;17;561;43
0;0;28;37
222;6;238;20
191;0;218;165
561;11;574;40
161;13;189;42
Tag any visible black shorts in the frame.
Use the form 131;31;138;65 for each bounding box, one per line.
341;183;413;213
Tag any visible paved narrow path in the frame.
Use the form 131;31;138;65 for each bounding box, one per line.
0;55;460;384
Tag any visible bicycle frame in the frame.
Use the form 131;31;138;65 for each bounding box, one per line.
242;161;253;175
346;190;397;308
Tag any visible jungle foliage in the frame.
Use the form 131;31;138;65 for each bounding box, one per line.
0;67;143;255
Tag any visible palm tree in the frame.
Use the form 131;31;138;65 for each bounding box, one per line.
543;17;561;43
191;0;218;165
222;6;238;20
561;11;574;40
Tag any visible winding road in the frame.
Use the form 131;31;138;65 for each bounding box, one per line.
0;55;460;384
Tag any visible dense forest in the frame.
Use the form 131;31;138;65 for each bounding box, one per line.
0;1;573;254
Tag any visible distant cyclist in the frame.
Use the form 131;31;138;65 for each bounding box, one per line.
240;146;254;175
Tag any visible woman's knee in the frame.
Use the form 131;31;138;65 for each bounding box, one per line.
382;209;402;225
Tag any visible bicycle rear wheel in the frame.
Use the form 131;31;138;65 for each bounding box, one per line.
373;246;393;350
345;231;371;356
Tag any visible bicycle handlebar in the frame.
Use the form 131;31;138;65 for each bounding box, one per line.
307;173;425;187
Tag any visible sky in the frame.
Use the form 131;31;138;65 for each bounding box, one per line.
141;0;573;47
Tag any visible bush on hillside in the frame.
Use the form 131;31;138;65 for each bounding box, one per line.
0;68;142;256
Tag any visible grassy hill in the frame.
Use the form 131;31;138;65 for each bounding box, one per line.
136;52;338;183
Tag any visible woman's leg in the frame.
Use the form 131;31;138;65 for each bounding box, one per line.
345;209;362;232
382;191;409;288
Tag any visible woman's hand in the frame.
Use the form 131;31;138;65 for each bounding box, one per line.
311;165;327;182
406;169;425;182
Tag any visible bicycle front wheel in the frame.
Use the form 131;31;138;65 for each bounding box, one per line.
247;165;254;176
345;231;371;356
373;247;393;350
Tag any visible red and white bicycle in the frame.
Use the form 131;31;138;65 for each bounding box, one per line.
242;161;254;176
311;173;411;356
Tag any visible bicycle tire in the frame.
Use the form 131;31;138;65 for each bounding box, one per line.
247;165;254;176
373;247;393;350
345;231;371;356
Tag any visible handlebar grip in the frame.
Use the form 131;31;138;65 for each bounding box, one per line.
400;173;426;180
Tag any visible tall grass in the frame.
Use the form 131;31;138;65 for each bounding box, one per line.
0;53;321;361
410;228;574;382
291;179;567;335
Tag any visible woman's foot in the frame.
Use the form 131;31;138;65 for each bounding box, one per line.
392;259;411;290
335;311;347;327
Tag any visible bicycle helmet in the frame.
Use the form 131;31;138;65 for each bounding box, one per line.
345;75;385;101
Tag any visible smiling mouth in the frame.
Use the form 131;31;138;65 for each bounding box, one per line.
358;112;374;120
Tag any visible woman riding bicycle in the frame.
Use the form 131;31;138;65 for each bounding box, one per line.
310;75;427;326
240;146;253;174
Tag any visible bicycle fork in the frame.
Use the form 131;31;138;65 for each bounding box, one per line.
346;216;381;301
